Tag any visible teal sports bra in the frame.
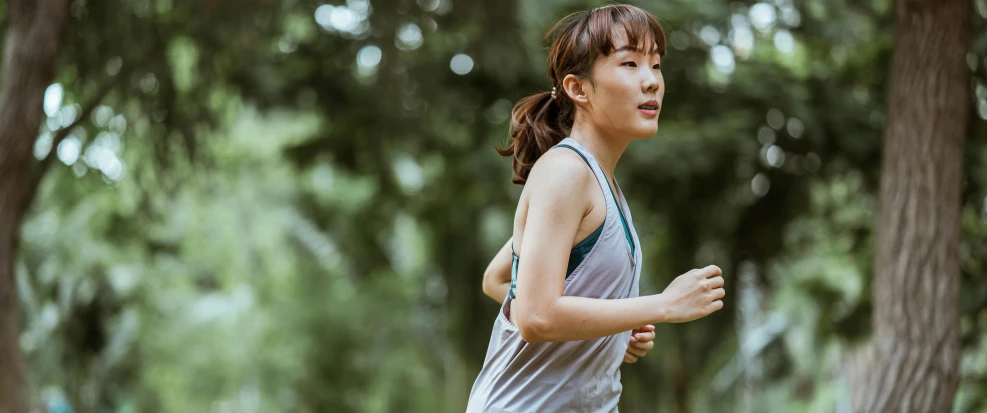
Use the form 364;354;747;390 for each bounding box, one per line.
508;222;603;300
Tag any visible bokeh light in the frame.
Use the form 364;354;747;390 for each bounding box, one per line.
396;23;424;50
357;45;382;69
93;105;114;127
749;2;777;33
773;30;794;54
711;45;735;74
450;53;474;75
767;108;785;129
751;173;770;196
787;118;804;138
34;132;53;160
315;3;370;35
700;26;720;46
44;84;63;117
56;136;81;165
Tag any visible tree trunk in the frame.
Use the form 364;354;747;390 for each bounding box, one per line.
851;0;971;412
0;1;70;412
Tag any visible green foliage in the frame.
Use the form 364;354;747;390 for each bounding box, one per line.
13;0;987;412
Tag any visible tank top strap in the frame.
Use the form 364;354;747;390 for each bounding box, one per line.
552;138;636;258
551;138;616;209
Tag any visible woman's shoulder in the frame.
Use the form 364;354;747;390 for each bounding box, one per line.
524;147;596;201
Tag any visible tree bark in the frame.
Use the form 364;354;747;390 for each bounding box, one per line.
0;1;71;412
851;0;971;412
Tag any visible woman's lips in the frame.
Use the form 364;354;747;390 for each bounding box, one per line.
639;107;658;117
638;99;659;117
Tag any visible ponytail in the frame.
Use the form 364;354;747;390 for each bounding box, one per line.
497;90;570;184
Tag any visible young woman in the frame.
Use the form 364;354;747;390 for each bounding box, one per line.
467;5;725;412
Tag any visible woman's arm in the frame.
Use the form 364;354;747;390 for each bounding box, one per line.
513;151;724;343
482;238;514;304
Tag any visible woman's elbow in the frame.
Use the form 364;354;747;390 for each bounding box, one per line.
481;271;499;298
516;314;552;343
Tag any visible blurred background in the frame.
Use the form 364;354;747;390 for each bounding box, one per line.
1;0;986;412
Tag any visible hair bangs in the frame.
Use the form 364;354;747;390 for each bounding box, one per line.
586;5;666;57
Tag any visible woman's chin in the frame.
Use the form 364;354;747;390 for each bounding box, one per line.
628;125;659;139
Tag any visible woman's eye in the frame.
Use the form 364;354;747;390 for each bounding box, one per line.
621;61;638;67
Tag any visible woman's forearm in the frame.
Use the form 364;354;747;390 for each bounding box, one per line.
482;238;515;304
517;294;667;343
517;266;724;343
484;280;511;305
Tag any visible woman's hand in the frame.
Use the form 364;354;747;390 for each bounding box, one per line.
657;265;725;323
623;324;655;363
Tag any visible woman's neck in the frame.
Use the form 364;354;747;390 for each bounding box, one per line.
568;122;630;179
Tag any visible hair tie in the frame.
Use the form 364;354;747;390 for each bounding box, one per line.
551;87;557;100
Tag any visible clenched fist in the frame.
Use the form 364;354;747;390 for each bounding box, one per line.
623;324;656;363
658;265;725;323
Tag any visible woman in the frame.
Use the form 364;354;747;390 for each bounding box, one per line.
468;5;725;412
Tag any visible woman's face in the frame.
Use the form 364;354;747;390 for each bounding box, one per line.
578;34;664;140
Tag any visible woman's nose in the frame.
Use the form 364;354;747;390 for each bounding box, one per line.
642;70;661;93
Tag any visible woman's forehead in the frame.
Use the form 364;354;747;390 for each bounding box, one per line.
607;28;661;55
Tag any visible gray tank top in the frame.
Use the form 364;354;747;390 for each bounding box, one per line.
467;138;643;413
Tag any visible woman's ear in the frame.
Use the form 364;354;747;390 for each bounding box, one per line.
562;74;590;105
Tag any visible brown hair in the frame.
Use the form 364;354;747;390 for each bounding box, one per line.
496;4;666;184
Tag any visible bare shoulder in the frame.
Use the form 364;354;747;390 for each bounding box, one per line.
524;147;595;207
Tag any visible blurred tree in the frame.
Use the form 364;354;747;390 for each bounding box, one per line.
0;0;286;410
0;2;71;412
849;0;972;411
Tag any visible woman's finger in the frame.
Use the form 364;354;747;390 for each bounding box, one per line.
711;287;725;300
632;324;655;337
634;330;656;342
626;345;648;358
630;340;654;351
